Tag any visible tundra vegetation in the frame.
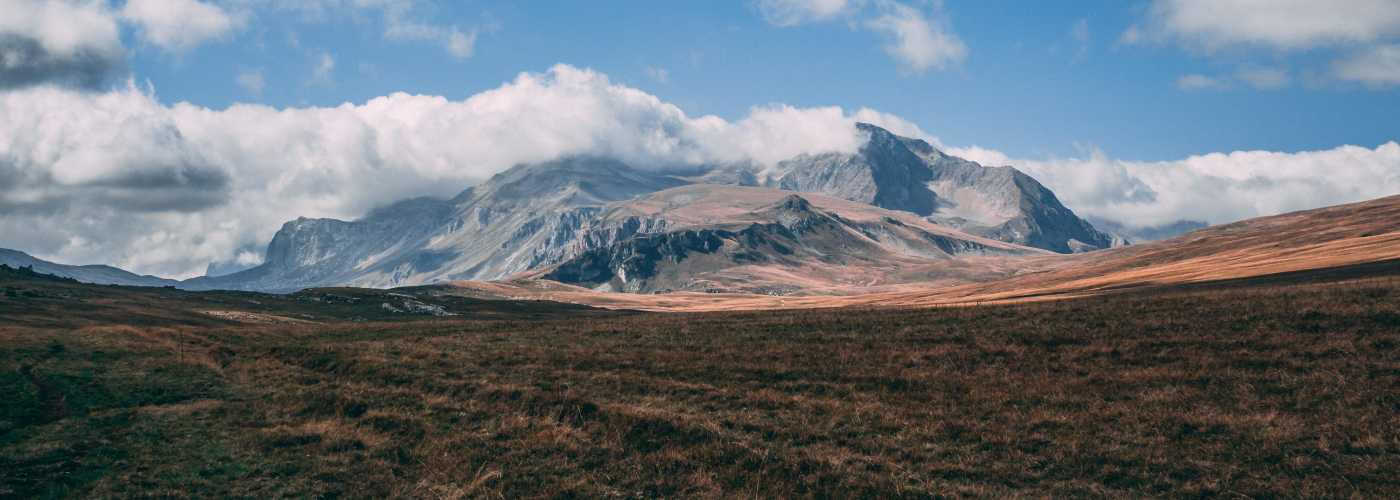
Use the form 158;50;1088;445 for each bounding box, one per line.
2;267;1399;498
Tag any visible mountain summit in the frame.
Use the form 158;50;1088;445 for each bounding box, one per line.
761;123;1117;253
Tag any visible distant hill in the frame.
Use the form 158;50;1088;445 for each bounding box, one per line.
0;249;181;288
0;264;79;283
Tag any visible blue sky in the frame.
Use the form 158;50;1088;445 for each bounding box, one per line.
125;0;1400;162
2;0;1400;278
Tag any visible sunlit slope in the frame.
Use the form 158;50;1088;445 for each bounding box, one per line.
447;193;1400;311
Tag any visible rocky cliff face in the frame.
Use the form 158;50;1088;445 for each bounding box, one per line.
187;157;690;292
760;123;1116;254
537;188;1044;294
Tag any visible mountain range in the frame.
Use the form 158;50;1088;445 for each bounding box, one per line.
6;124;1165;295
442;192;1400;311
0;248;180;288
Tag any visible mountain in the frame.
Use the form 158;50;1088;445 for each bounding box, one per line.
12;145;1395;301
758;123;1118;253
189;156;1052;294
444;193;1400;311
1084;217;1208;243
184;157;690;292
534;185;1047;294
18;124;1121;294
0;249;181;288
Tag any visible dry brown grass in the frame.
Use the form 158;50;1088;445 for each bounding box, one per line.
4;276;1400;498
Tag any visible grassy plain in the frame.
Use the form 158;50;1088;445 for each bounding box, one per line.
3;268;1399;498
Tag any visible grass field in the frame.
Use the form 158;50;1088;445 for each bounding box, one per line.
3;273;1400;498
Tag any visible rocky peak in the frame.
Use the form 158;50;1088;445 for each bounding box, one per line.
764;194;816;213
766;123;1115;254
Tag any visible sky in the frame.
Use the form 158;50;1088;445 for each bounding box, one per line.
1;0;1399;279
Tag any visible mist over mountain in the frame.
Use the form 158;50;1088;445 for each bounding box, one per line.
1084;217;1209;243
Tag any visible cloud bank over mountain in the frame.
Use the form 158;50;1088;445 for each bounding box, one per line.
3;62;1396;279
0;64;931;278
949;142;1400;230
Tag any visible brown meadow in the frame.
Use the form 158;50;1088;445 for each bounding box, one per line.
3;270;1399;498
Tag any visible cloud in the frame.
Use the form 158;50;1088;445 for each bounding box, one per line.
1333;44;1400;88
297;0;487;60
2;0;481;89
1176;64;1291;91
1126;0;1400;52
121;0;240;53
755;0;966;74
358;61;378;78
383;20;476;60
0;84;233;280
1070;17;1089;62
1234;63;1290;89
311;52;334;85
754;0;852;26
643;66;669;84
948;142;1400;231
1126;0;1400;90
0;64;927;278
1176;74;1229;91
235;68;264;94
0;0;126;89
862;0;966;74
